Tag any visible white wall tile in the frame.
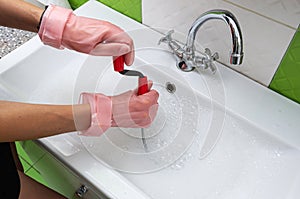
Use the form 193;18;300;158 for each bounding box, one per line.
142;0;296;86
227;0;300;29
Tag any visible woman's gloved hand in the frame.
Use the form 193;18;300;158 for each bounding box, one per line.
38;5;134;65
79;84;159;136
111;89;159;128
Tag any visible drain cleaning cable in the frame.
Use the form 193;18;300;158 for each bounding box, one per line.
113;56;149;151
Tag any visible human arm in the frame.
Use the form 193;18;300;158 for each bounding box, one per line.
0;0;43;32
0;100;91;142
0;87;159;141
0;0;134;65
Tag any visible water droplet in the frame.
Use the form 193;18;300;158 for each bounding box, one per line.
171;162;184;170
122;146;129;151
274;149;282;157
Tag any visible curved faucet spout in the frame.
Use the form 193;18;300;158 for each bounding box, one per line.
186;9;244;65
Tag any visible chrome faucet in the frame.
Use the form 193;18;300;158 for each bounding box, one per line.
159;9;244;73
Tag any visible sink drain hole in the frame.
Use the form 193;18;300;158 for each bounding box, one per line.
166;82;176;93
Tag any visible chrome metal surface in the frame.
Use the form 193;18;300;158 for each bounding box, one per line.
159;9;244;72
165;82;176;93
141;128;148;152
186;9;243;65
75;185;88;198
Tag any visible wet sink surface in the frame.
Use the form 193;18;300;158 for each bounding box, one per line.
1;1;300;198
79;55;300;199
1;46;300;199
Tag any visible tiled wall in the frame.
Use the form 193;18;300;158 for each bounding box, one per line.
142;0;299;88
68;0;142;22
269;26;300;104
97;0;142;22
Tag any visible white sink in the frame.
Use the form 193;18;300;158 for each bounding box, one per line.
1;1;300;199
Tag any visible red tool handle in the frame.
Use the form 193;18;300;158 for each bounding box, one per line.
113;56;148;95
138;76;148;95
113;56;124;72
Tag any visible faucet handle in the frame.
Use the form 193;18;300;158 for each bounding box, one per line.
204;59;217;73
159;30;185;58
159;31;220;73
158;30;174;45
204;48;219;60
158;30;175;45
194;48;219;73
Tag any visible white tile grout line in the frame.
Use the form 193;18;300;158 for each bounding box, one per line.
223;0;297;30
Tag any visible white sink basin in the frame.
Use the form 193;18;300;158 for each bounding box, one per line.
1;1;300;199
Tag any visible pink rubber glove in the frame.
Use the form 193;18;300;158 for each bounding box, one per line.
38;5;134;65
79;88;159;136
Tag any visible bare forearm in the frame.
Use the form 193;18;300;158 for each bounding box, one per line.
0;101;91;142
0;0;43;32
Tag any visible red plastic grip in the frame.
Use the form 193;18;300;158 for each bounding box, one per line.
113;56;124;72
138;76;148;95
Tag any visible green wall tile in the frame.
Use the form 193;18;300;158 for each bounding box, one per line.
68;0;142;22
98;0;142;22
68;0;87;9
269;25;300;104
